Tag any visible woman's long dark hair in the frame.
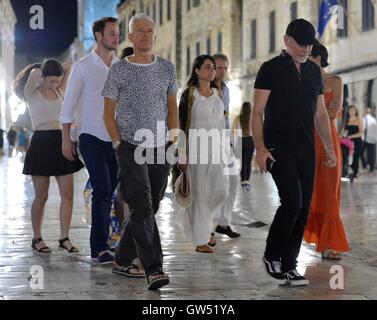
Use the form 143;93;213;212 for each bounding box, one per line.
14;59;63;101
119;46;134;59
187;55;218;88
239;102;252;135
311;40;329;68
344;105;360;129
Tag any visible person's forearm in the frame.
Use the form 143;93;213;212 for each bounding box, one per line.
168;108;179;143
315;113;334;150
349;133;363;139
59;65;72;93
168;112;179;131
104;115;121;142
251;113;266;151
62;123;72;141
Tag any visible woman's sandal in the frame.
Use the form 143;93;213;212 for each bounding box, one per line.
322;250;342;260
59;237;79;253
208;232;216;247
31;238;51;253
196;244;214;253
147;272;170;290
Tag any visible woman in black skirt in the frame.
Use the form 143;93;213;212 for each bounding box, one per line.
14;59;84;253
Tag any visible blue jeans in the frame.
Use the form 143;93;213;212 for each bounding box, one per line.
79;133;118;258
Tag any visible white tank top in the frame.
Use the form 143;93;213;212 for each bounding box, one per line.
27;89;62;130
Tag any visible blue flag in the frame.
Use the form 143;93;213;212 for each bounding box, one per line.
318;0;338;38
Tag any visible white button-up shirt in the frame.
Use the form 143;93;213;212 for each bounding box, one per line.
60;51;118;142
363;114;377;144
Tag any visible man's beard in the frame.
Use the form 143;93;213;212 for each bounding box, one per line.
102;41;116;51
295;55;308;64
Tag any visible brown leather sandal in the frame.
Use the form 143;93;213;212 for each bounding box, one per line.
196;244;214;253
322;250;342;260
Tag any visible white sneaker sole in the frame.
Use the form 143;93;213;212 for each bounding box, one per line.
91;258;114;266
286;279;309;286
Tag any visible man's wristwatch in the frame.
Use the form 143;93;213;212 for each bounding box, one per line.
112;140;121;150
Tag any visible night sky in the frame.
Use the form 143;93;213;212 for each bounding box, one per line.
11;0;77;56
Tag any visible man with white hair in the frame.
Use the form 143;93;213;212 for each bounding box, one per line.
103;14;179;290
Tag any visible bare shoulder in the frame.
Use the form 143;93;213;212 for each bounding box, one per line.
29;68;42;79
327;74;342;85
324;74;342;91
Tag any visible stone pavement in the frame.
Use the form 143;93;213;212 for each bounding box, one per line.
1;154;377;300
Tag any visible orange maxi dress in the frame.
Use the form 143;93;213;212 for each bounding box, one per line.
304;92;349;253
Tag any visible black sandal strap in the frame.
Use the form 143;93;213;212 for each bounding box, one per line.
59;237;70;245
33;237;43;244
123;264;138;272
148;271;166;282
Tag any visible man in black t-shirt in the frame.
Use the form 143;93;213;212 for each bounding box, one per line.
251;19;337;286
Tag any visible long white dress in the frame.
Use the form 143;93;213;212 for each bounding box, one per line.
183;88;229;246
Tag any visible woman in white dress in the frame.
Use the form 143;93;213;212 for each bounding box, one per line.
178;55;229;253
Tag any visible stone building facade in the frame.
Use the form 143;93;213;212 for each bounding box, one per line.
0;0;17;129
117;0;182;80
117;0;242;108
117;0;377;117
242;0;377;116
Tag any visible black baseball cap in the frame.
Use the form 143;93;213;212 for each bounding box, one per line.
286;19;316;46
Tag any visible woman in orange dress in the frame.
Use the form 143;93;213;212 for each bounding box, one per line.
304;41;349;260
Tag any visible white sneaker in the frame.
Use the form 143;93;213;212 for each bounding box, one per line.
284;269;309;286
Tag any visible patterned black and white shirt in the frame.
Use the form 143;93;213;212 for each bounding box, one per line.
102;56;178;147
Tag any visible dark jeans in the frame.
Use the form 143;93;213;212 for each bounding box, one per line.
361;141;376;172
79;133;118;258
240;136;255;181
351;138;362;177
265;147;315;273
115;141;171;277
341;144;350;177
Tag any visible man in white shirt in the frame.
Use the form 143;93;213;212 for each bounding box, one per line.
362;108;377;173
61;17;120;265
211;54;240;241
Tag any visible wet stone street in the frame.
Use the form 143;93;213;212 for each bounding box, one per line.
1;154;377;300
